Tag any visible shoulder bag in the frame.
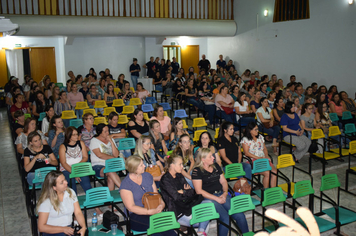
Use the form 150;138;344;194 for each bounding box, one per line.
142;192;162;209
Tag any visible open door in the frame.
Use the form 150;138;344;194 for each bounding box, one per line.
29;47;57;83
181;45;199;75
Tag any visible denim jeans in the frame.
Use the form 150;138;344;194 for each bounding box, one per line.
42;227;71;236
188;97;204;110
205;193;249;235
216;110;237;124
131;75;138;90
258;125;281;140
223;163;252;185
26;172;41;187
204;104;218;124
75;109;84;119
114;139;132;158
62;170;92;194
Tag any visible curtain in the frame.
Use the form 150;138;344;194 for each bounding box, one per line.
6;49;24;85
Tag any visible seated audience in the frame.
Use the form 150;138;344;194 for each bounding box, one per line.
173;134;195;187
48;115;66;158
135;82;150;103
41;105;55;137
229;85;239;101
300;103;317;139
33;91;52;120
250;91;261;114
128;109;149;140
329;93;346;118
13;110;25;136
194;131;222;166
234;92;255;125
215;85;236;123
267;91;276;109
67;83;84;118
107;112;130;158
10;94;30;119
54;91;72;127
87;84;103;114
340;91;356;116
78;113;96;150
273;98;285;123
118;81;135;106
198;82;217;126
185;78;203;110
149;120;168;164
169;118;190;150
104;84;118;107
150;105;172;140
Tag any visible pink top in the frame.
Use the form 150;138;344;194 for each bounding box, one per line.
215;94;234;110
150;116;171;134
67;92;84;107
330;101;343;115
137;90;150;102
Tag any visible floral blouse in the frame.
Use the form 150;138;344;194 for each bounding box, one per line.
240;134;265;159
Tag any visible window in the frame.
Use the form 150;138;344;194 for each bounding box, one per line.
273;0;310;23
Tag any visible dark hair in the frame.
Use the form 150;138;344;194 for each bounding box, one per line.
236;91;246;106
317;85;327;94
197;131;214;148
130;108;143;121
284;101;294;114
259;97;268;108
230;85;239;94
24;117;37;133
95;123;108;137
317;102;328;121
44;105;54;121
247;84;255;92
311;82;318;87
106;84;114;95
272;83;280;91
219;85;228;93
82;113;94;122
108;111;118;121
327;85;338;95
273;97;284;109
137;82;144;90
13;93;23;104
165;154;183;172
171;117;182;136
153;105;163;117
331;92;341;106
218;121;233;138
64;126;77;144
14;110;24;119
49;115;63;131
243;122;258;140
172;134;192;163
75;74;82;82
59;91;66;98
90;84;96;89
199;82;207;92
301;103;313;115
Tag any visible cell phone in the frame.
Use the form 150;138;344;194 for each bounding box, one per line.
98;228;111;233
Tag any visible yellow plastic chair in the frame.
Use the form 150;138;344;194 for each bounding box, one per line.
346;141;356;191
94;117;108;125
61;110;77;120
111;80;116;85
118;115;129;124
192;118;208;130
114;88;121;94
182;119;189;129
214;128;220;142
75;101;89;110
130;87;135;93
83;109;98;117
129;98;142;106
103;107;117;116
329;126;349;156
113;99;125;107
164;111;168;117
122;106;135;115
143;113;150;121
193;130;208;142
94;100;108;109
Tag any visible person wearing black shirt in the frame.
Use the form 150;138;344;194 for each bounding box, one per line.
153;71;163;92
79;81;89;100
129;58;141;90
198;54;211;74
192;148;248;235
216;54;226;69
171;57;180;77
143;56;156;78
157;59;168;79
216;122;252;181
107;112;130;158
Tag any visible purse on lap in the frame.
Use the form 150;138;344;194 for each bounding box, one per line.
142;192;162;209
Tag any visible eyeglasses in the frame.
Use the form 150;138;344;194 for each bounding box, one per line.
143;142;152;145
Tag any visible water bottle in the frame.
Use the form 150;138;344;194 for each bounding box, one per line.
92;213;98;231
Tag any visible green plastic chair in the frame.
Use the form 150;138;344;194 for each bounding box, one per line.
147;211;180;235
166;150;173;156
55;82;63;88
319;174;356;235
38;112;46;121
190;202;220;225
31;167;57;188
24;113;31;120
224;163;246;179
117;138;136;151
346;140;356;191
292;180;336;233
69;119;83;128
329;113;339;122
103;158;125;203
342;111;353;120
229;195;256;236
250;159;273;199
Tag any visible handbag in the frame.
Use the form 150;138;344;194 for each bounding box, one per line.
103;210;121;230
142;192;162;209
221;103;234;115
262;120;279;129
145;165;161;177
233;178;251;195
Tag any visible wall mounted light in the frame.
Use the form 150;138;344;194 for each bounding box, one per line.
349;0;353;4
264;9;268;17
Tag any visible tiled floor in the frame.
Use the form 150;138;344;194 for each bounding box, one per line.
1;107;356;236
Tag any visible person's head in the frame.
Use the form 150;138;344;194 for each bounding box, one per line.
195;148;214;169
271;74;277;82
49;115;64;131
197;131;214;148
153;105;164;117
36;91;45;102
71;83;78;93
149;119;161;134
99;78;106;88
82;113;94;126
177;134;191;152
290;75;296;83
301;103;313;115
293;96;300;106
172;57;176;62
37;170;73;213
123;81;130;92
64;126;79;144
243;122;259;140
118;74;125;82
175;78;182;86
14;110;25;123
295;84;303;95
272;83;280;92
135;135;152;156
81;81;88;89
311;82;318;92
304;95;312;104
125;155;145;174
99;71;105;78
58;91;67;101
172;117;183;134
318;85;327;94
52;85;60;96
260;97;269;108
24;117;37;133
284;101;295;114
45;105;55;120
106;84;114;94
165;154;184;174
282;88;291;98
136;82;144;91
219;54;223;60
219;121;234;138
219;85;228;95
316;93;326;104
261;83;268;92
331;92;341;105
304;86;313;96
133;58;138;65
248;85;255;93
155;71;161;78
108;112;118;126
230;85;239;94
199;82;208;91
267;91;276;100
237;91;247;105
328;85;338;95
90;84;97;93
202;54;206;60
317;102;328;118
161;58;166;65
268;80;274;88
131;108;144;122
31;81;38;91
95;123;109;139
340;91;348;101
13;93;24;104
75;74;83;83
274;98;284;109
254;90;261;100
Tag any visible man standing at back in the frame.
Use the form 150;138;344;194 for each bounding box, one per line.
143;56;156;78
216;54;226;69
198;54;211;74
130;58;141;90
171;57;180;77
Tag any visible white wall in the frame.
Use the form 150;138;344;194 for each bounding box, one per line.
208;0;356;96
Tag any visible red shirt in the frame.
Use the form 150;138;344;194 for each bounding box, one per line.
10;102;29;114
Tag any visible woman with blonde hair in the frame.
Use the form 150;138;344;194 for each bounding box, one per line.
192;148;248;235
37;170;86;236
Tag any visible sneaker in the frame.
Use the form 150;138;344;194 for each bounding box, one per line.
197;232;207;236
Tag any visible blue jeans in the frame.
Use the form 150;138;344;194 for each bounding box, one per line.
62;119;70;128
62;170;92;194
42;227;71;236
223;163;252;185
258;124;281;140
206;193;249;235
188;97;204;110
26;172;41;187
131;75;138;90
75;109;84;119
204;104;218;124
216;110;237;124
238;116;256;126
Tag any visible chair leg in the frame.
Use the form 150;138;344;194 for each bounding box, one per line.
345;170;349;191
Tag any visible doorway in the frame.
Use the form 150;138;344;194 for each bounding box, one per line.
181;45;199;76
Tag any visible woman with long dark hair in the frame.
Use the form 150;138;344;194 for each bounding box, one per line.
128;108;149;140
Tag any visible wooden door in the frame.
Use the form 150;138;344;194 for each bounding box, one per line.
181;45;199;76
0;49;7;87
29;47;57;83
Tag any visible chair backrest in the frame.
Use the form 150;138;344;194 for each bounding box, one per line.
190;202;220;225
32;167;57;184
75;101;89;110
38;112;46;121
113;99;125;107
228;194;256;215
293;180;315;199
94;100;108;108
25;113;32;119
349;140;356;155
345;123;356;135
182;119;189;129
142;104;154;113
163;111;168;117
118;115;129;124
114;87;121;94
262;187;286;207
311;128;325;140
224;163;246;179
193;129;208;142
192;118;208;128
69;162;95;179
145;97;157;105
166;150;173;156
69;119;83;128
174;109;188;118
118;138;136;150
130;87;135;93
329;113;339;122
159;102;171;111
55;82;63;87
328;126;341;137
320;174;340;191
103;107;117;116
143;113;150;121
104;158;126;174
214;128;220;140
342;111;353;120
94;117;108;125
83;109;98;117
61;110;77;119
147;211;180;235
276;154;295;169
252;158;272;174
122;106;135;114
83;187;114;208
129;98;142;106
